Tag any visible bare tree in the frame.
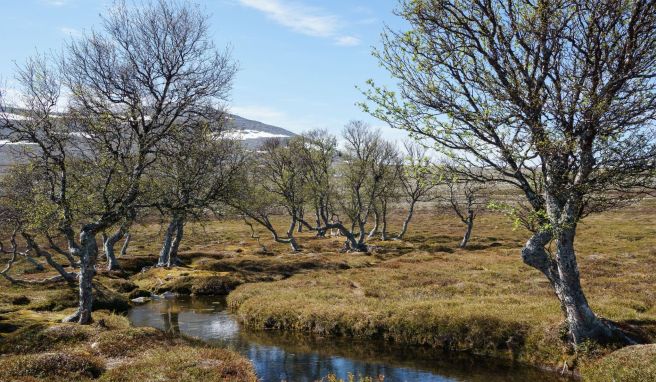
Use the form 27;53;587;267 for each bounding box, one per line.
396;141;438;239
150;122;246;267
363;0;656;344
294;130;339;237
0;165;77;284
1;0;236;324
442;175;487;248
372;148;402;241
332;122;399;251
231;138;306;252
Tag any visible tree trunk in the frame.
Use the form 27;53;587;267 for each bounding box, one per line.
353;220;368;252
104;228;124;271
64;229;98;325
289;237;300;252
459;211;474;248
522;227;633;345
552;227;619;344
287;218;297;238
157;218;178;267
119;233;131;257
380;200;389;241
368;209;380;238
397;200;416;240
23;233;76;284
167;218;184;267
314;209;326;237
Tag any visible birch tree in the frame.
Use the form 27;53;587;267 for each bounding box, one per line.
332;122;399;251
151;121;246;267
231;138;306;252
1;0;236;324
363;0;656;344
294;130;339;237
443;177;487;248
396;141;438;239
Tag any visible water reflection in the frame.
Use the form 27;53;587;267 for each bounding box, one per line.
128;296;572;382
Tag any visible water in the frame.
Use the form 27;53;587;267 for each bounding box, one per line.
127;296;572;382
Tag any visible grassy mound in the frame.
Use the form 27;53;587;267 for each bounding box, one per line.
0;351;105;381
582;344;656;382
98;346;258;382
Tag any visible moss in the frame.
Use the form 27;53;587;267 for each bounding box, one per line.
581;345;656;382
98;346;258;382
131;268;242;296
0;351;105;381
191;276;242;295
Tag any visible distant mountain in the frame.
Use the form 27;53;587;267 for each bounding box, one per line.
225;114;295;147
0;112;296;172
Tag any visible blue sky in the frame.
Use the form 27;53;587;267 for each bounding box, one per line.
0;0;409;140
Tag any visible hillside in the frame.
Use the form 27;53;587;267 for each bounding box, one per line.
0;112;296;172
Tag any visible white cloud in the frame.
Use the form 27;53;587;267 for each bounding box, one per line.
42;0;69;6
238;0;360;46
335;36;360;47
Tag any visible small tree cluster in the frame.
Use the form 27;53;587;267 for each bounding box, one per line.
0;0;237;324
234;122;481;253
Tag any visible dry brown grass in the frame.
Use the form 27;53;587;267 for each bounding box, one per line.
226;200;656;374
1;199;654;380
0;310;257;381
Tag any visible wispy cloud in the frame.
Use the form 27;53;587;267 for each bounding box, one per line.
237;0;360;46
41;0;69;6
335;36;360;47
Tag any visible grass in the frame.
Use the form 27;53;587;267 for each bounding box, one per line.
0;309;257;381
1;199;655;380
99;346;257;382
226;200;656;375
580;344;656;382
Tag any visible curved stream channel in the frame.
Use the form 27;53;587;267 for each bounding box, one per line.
128;296;572;382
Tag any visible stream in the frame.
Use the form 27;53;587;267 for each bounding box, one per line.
127;295;572;382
